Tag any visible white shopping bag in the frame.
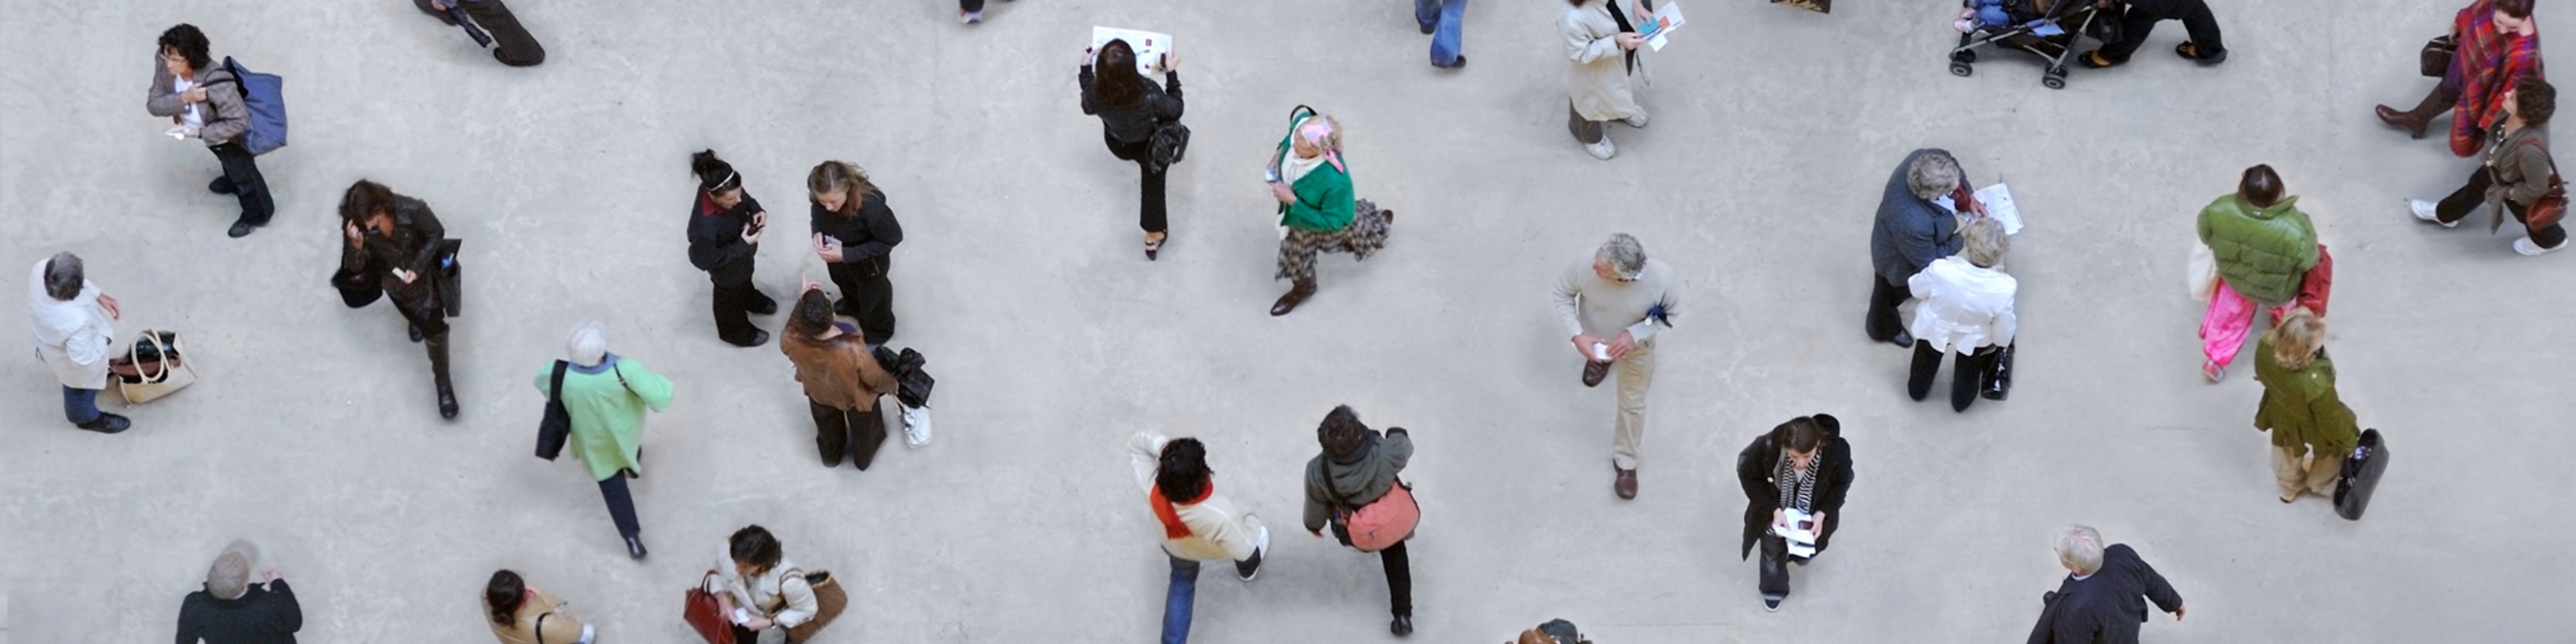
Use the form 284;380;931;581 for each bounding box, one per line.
902;404;933;447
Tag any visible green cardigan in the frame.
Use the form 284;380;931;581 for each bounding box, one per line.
533;356;676;481
2251;337;2359;457
1272;117;1355;233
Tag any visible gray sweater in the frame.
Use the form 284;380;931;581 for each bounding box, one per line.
1552;256;1678;344
1303;429;1413;533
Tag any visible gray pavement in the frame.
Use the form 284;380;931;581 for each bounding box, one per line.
3;0;2569;641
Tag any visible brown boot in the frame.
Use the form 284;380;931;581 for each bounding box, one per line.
426;331;459;419
1269;278;1317;316
2375;85;2456;140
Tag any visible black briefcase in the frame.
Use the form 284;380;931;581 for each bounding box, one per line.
2333;429;2388;521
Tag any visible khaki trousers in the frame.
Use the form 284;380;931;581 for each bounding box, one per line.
1612;341;1656;470
2272;444;2343;500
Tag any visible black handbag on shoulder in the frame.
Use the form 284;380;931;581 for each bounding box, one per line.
535;360;571;460
1148;121;1191;174
1982;343;2015;401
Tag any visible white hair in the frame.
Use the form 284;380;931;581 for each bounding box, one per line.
1908;152;1963;201
2055;524;2104;576
566;321;608;367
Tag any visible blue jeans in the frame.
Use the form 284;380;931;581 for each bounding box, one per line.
1161;556;1199;644
1415;0;1466;66
62;386;101;425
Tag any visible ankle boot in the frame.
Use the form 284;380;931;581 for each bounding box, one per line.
427;331;460;419
1269;278;1318;317
2375;85;2455;140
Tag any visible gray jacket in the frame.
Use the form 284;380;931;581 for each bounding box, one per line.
146;56;249;148
2485;123;2554;215
1302;428;1413;533
1870;148;1966;285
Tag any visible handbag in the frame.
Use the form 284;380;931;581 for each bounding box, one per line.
1980;343;2015;401
684;572;736;644
2515;140;2568;232
535;360;571;460
1148;121;1191;174
117;330;199;404
331;268;382;309
2186;242;2218;301
784;570;849;644
1330;478;1421;552
2422;34;2457;78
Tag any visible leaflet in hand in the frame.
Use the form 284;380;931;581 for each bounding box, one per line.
1933;182;2025;235
1091;26;1174;76
1772;508;1820;558
1640;2;1686;51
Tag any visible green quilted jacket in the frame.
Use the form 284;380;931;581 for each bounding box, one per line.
2196;195;2318;305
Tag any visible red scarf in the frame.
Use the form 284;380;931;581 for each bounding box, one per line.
1150;485;1214;539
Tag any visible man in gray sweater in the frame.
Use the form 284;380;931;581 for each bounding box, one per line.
1550;233;1679;500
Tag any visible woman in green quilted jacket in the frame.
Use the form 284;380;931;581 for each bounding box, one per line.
2194;164;2318;382
2251;309;2360;505
1266;110;1393;317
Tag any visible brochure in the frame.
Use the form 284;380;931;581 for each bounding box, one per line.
1091;26;1174;76
1640;3;1686;51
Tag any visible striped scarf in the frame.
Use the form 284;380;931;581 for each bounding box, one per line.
2451;0;2546;158
1774;450;1818;513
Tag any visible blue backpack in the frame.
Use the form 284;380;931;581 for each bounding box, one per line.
205;56;287;156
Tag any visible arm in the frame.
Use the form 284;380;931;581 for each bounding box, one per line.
1155;73;1185;121
1815;441;1856;513
1301;460;1332;533
264;580;304;633
1382;429;1415;470
1625;276;1677;343
65;319;109;370
686;219;758;271
1993;297;2019;347
1551;264;1589;338
773;574;819;627
2510;143;2555;206
2129;549;2185;615
404;202;449;274
174;599;198;644
197;74;251;145
614;360;676;412
1128;431;1170;494
1893;205;1949;276
855;343;900;396
842;195;904;262
340;231;371;274
1909;264;1938;301
148;59;183;117
1078;65;1100;115
1735;440;1774;507
1193;502;1263;561
1564;13;1621;64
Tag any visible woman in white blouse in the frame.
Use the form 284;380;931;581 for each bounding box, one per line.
704;525;819;644
1905;217;2017;412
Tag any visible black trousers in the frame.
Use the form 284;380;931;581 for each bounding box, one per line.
811;400;889;470
2097;0;2223;61
1865;274;1911;343
1911;341;2002;412
2436;165;2570;248
209;143;273;225
710;280;774;343
413;0;547;66
1379;540;1414;618
1108;138;1170;233
961;0;984;10
596;474;640;539
1757;533;1809;599
826;259;896;345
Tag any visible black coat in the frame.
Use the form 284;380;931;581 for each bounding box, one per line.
1735;421;1854;560
688;193;764;286
1078;66;1184;147
176;580;303;643
338;195;447;322
2026;545;2184;644
810;191;902;270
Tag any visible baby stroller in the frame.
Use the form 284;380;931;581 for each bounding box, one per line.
1947;0;2107;89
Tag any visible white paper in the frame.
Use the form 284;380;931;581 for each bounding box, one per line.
1934;183;2025;235
1641;2;1686;51
1772;508;1819;557
1091;26;1175;76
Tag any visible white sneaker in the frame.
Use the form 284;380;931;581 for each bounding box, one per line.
2514;236;2567;256
2409;199;2453;227
1240;526;1271;582
1623;111;1650;128
961;10;982;23
1585;136;1616;160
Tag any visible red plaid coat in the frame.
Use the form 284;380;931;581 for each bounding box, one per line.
2451;0;2545;158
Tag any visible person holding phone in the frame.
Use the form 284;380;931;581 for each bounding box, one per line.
337;180;462;419
1266;111;1393;317
1734;415;1854;612
690;150;779;347
1079;39;1185;259
806;160;903;346
1562;0;1653;160
146;24;272;238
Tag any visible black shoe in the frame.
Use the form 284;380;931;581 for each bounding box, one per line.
1438;55;1465;68
209;176;237;195
747;294;779;316
1391;615;1414;636
1889;330;1915;348
834;302;862;319
76;413;131;434
438;386;460;419
409;323;424;343
724;329;770;347
227;220;260;238
1764;596;1783;611
625;536;649;560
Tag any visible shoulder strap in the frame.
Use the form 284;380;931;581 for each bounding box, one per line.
547;360;568;401
533;612;550;644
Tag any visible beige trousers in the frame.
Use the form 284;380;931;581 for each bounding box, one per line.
1613;341;1656;470
2272;444;2343;500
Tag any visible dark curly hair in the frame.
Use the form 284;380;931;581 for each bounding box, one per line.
1318;405;1367;458
729;525;785;575
2517;78;2556;127
791;288;836;337
158;24;212;72
1155;438;1210;500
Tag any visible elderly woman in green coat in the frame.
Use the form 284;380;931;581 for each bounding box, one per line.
2251;309;2360;505
535;321;676;560
1266;109;1393;317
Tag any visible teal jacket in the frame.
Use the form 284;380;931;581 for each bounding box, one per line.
2196;195;2318;305
1271;109;1355;233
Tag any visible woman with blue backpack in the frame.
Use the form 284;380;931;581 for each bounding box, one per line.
148;24;274;239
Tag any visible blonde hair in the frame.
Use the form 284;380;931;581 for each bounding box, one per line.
2269;308;2326;370
806;160;880;213
1962;217;2009;268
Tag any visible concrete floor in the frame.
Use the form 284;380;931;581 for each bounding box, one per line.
3;0;2569;641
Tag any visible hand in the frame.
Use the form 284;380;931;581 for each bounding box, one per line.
394;269;418;284
751;211;768;229
182;87;207;103
1810;511;1826;530
740;224;763;246
1161;49;1179;72
1771;508;1786;528
744;616;776;631
1269;182;1296;205
818;240;845;263
1571;333;1605;360
1081;47;1095;66
431;0;453;9
345;221;365;248
1615;33;1646;50
262;570;281;584
182;125;201;139
2172;605;2186;621
97;294;121;320
1606;330;1637;360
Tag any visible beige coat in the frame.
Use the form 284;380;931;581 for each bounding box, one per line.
780;329;898;412
709;548;820;631
1563;1;1648;122
1128;431;1265;562
485;588;586;644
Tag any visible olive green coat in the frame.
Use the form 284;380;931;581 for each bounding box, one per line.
2251;336;2359;457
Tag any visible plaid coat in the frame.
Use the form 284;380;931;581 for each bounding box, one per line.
2450;0;2545;158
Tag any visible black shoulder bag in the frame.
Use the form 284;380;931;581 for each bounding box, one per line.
535;360;571;460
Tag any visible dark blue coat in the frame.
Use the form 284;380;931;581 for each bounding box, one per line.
1870;148;1966;285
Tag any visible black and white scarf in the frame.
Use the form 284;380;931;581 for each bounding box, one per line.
1774;449;1818;513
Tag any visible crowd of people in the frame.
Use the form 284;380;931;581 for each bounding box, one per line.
18;0;2550;641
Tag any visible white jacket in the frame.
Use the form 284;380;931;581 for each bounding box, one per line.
708;546;818;632
1128;431;1265;563
1907;256;2017;354
26;260;112;389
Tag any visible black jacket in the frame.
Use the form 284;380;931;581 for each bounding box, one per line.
810;191;902;270
1078;66;1184;147
338;195;448;319
2026;545;2184;644
688;193;764;285
176;580;303;643
1735;418;1855;560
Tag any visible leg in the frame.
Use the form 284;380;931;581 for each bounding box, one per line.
595;474;642;539
856;262;898;345
2380;66;2465;136
1566;102;1605;144
826;262;864;317
464;0;546;66
745;284;779;316
2096;6;2163;60
1161;556;1201;644
2302;447;2346;496
1415;0;1440;32
421;323;460;419
2270;444;2309;500
1139;159;1170;234
2173;0;2222;56
1950;346;1998;413
1865;274;1910;343
711;280;757;343
1274;230;1324;282
961;0;985;11
849;405;891;470
1612;342;1657;471
2197;280;2257;368
811;399;850;468
209;144;272;231
2510;201;2570;248
1428;0;1466;67
1907;339;1943;401
62;385;101;425
1758;533;1792;601
2434;166;2495;225
1379;540;1414;619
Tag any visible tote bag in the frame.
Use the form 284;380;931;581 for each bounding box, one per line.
117;330;199;404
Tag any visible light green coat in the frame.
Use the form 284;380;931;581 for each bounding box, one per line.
533;356;674;481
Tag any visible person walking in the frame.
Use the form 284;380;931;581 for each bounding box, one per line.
1079;39;1185;259
688;150;779;347
1735;415;1854;612
482;570;590;644
336;180;463;419
537;321;674;559
1266;111;1393;316
960;0;1013;24
781;280;901;470
2376;0;2542;155
413;0;547;66
1550;233;1678;500
1415;0;1468;68
147;24;272;239
1128;431;1270;644
2196;164;2318;383
2080;0;2228;68
704;525;824;644
806;160;902;345
1299;406;1418;636
28;253;133;434
1869;149;1976;348
2411;78;2568;255
2026;525;2185;644
2250;309;2362;505
1562;0;1652;160
176;543;303;643
1907;217;2017;412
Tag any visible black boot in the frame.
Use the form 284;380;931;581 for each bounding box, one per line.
427;331;460;419
76;413;133;434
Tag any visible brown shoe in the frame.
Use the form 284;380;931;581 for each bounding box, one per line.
1269;278;1317;316
1580;360;1610;387
1613;465;1638;500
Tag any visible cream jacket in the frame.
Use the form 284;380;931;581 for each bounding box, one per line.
26;260;112;389
708;548;819;631
1128;431;1265;562
1907;256;2019;354
1562;1;1648;121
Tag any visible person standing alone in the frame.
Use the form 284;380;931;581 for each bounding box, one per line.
28;253;131;433
806;160;903;345
1300;406;1419;636
2026;525;2185;643
337;180;463;419
1550;233;1679;500
537;321;674;559
148;24;272;239
1079;39;1185;259
688;150;779;347
1562;0;1652;160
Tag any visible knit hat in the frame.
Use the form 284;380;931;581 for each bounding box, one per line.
206;549;251;600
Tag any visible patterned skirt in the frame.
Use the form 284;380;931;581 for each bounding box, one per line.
1276;199;1391;282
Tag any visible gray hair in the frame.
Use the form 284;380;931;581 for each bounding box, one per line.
566;321;608;368
1907;152;1963;201
2055;524;2105;576
1962;217;2009;268
1597;233;1647;278
42;252;83;301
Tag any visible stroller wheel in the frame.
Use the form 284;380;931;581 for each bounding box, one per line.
2041;72;2066;89
1951;50;1976;63
1951;62;1974;77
